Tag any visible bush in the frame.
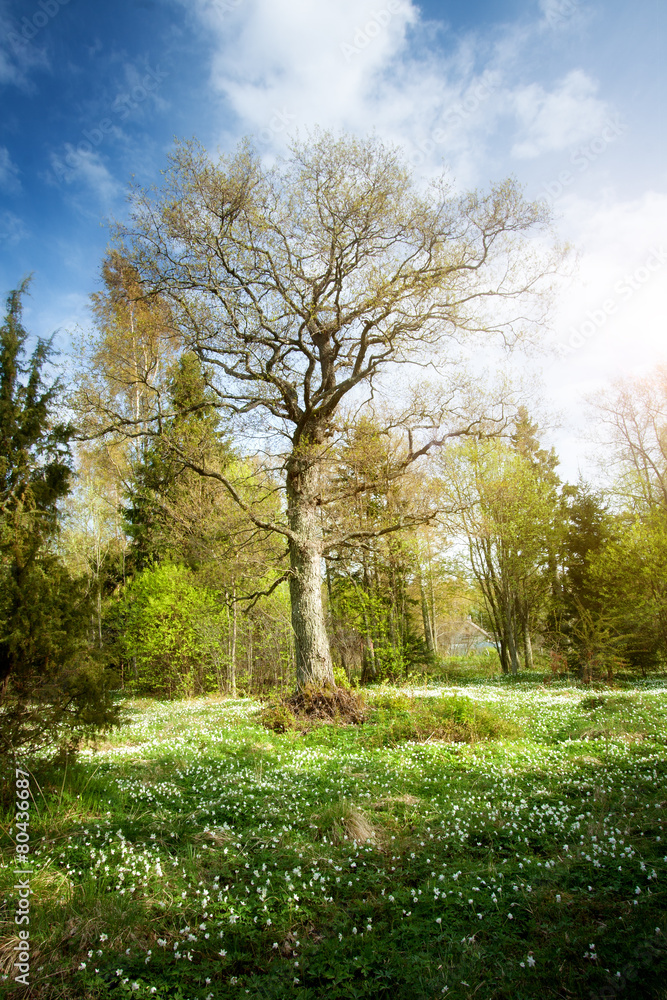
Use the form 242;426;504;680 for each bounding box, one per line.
361;692;521;747
0;556;120;760
259;703;298;733
107;563;227;697
259;687;519;748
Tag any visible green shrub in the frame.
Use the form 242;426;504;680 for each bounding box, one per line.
0;556;121;759
360;692;520;747
333;663;352;689
427;650;503;683
580;695;607;711
107;563;227;697
259;703;298;733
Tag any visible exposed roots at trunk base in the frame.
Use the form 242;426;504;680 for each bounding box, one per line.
261;685;367;731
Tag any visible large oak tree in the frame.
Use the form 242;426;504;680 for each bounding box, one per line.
82;131;560;689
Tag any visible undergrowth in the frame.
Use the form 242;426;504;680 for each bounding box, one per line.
1;679;667;1000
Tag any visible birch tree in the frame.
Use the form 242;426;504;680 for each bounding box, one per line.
440;438;558;674
592;366;667;512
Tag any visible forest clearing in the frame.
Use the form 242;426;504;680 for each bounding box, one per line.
2;662;666;999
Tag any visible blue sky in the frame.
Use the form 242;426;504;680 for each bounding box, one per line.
1;0;665;476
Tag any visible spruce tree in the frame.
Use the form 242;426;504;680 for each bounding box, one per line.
0;283;119;758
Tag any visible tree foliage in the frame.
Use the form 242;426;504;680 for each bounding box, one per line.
0;284;119;758
440;425;559;674
77;130;560;689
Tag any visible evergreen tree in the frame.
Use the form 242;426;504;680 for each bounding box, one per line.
124;352;233;568
510;406;559;484
0;284;119;757
560;486;611;610
552;483;616;679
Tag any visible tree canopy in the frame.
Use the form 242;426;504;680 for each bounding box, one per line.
76;131;561;688
0;284;119;757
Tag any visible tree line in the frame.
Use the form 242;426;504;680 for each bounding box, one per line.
1;131;665;758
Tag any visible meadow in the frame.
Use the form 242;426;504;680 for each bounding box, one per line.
2;665;667;1000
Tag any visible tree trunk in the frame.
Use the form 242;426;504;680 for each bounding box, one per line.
523;628;533;670
229;588;237;696
429;565;438;653
361;634;377;684
247;621;253;690
97;583;103;650
420;576;435;654
499;581;520;675
502;595;520;675
286;457;335;689
507;627;520;675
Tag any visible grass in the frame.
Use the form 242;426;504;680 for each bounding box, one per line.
1;675;667;999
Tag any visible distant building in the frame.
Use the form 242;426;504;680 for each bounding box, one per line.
439;618;496;656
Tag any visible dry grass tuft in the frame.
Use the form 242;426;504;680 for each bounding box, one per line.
0;934;44;978
372;793;420;810
344;808;377;844
311;800;378;845
0;935;23;977
192;826;234;846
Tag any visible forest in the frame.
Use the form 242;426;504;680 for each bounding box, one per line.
1;133;667;759
1;132;667;1000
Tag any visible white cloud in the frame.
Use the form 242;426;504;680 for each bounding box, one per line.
48;145;121;204
0;146;20;191
511;70;612;159
0;5;50;89
0;42;19;86
182;0;661;483
0;209;27;245
542;190;667;479
184;2;619;193
192;0;420;139
550;191;667;367
185;0;527;189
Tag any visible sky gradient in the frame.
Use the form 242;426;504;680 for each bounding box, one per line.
1;0;665;478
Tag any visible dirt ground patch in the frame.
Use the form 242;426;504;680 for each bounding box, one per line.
287;686;367;722
260;685;368;731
